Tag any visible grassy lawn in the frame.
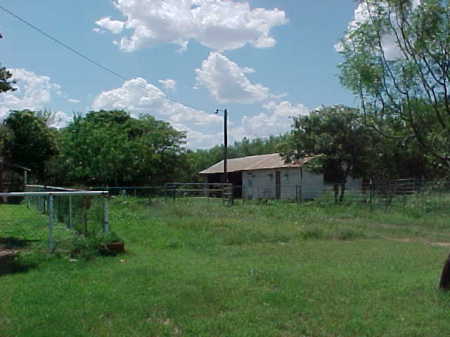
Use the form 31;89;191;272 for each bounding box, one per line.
1;198;450;337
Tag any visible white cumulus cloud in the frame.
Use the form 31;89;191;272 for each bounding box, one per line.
0;68;61;120
195;52;270;104
95;0;287;52
92;78;311;148
233;101;309;139
158;78;177;91
47;111;74;129
95;17;125;34
92;77;223;146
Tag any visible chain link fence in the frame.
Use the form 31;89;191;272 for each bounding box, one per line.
0;185;110;250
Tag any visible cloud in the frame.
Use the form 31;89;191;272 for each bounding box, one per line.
0;68;61;120
158;79;176;91
68;98;80;104
47;111;74;129
91;78;311;148
195;52;270;104
170;123;221;149
95;17;125;34
95;0;287;52
92;77;223;145
233;101;309;139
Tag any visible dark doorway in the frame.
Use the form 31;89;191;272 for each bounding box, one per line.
275;171;281;199
206;172;243;198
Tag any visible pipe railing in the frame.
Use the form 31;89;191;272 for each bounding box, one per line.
1;190;110;251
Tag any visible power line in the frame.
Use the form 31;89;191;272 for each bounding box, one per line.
0;4;128;81
0;4;212;118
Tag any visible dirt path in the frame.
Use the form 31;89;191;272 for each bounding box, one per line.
384;237;450;248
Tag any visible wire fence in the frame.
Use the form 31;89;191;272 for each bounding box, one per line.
0;185;110;250
83;179;450;212
90;186;167;198
92;183;234;205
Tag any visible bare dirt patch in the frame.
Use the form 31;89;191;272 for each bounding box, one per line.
384;236;450;248
430;242;450;248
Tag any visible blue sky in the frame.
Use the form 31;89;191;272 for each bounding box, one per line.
0;0;359;148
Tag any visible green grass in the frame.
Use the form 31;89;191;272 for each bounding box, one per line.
1;197;450;337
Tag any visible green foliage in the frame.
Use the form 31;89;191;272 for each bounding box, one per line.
285;103;435;181
0;124;12;156
339;0;450;170
364;114;433;179
2;110;58;179
285;105;373;182
70;231;123;260
0;66;15;93
70;234;101;260
56;110;186;186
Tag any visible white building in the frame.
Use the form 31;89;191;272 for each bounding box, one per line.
199;153;361;200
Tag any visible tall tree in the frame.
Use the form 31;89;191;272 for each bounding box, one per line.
0;65;15;155
339;0;450;169
3;110;58;179
283;105;374;201
58;110;186;186
0;62;15;193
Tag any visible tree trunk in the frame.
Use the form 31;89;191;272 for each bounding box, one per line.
333;184;339;203
439;253;450;290
339;182;346;202
0;162;5;203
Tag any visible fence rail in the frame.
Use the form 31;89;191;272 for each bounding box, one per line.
80;179;450;210
0;185;111;251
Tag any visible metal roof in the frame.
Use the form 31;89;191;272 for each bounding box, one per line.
199;153;316;175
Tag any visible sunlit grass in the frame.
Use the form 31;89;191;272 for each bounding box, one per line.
1;197;450;337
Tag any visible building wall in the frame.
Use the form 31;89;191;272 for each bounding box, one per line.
300;169;324;200
242;169;276;200
242;168;362;200
242;168;304;200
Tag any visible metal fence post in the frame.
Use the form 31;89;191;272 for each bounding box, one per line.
298;185;303;204
68;195;73;229
48;195;55;251
103;195;110;233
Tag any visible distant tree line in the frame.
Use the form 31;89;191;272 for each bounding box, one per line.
0;107;291;187
0;105;444;190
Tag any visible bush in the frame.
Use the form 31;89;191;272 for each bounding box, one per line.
70;231;124;260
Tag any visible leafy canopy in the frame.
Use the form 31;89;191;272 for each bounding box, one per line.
339;0;450;168
0;66;15;94
58;110;186;186
3;110;58;178
284;105;373;182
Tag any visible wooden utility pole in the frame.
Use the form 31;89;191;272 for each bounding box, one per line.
216;109;228;183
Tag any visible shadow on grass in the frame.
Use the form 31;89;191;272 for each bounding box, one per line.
0;237;39;249
0;237;38;277
0;258;37;277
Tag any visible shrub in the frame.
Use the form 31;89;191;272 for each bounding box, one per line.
70;231;124;259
